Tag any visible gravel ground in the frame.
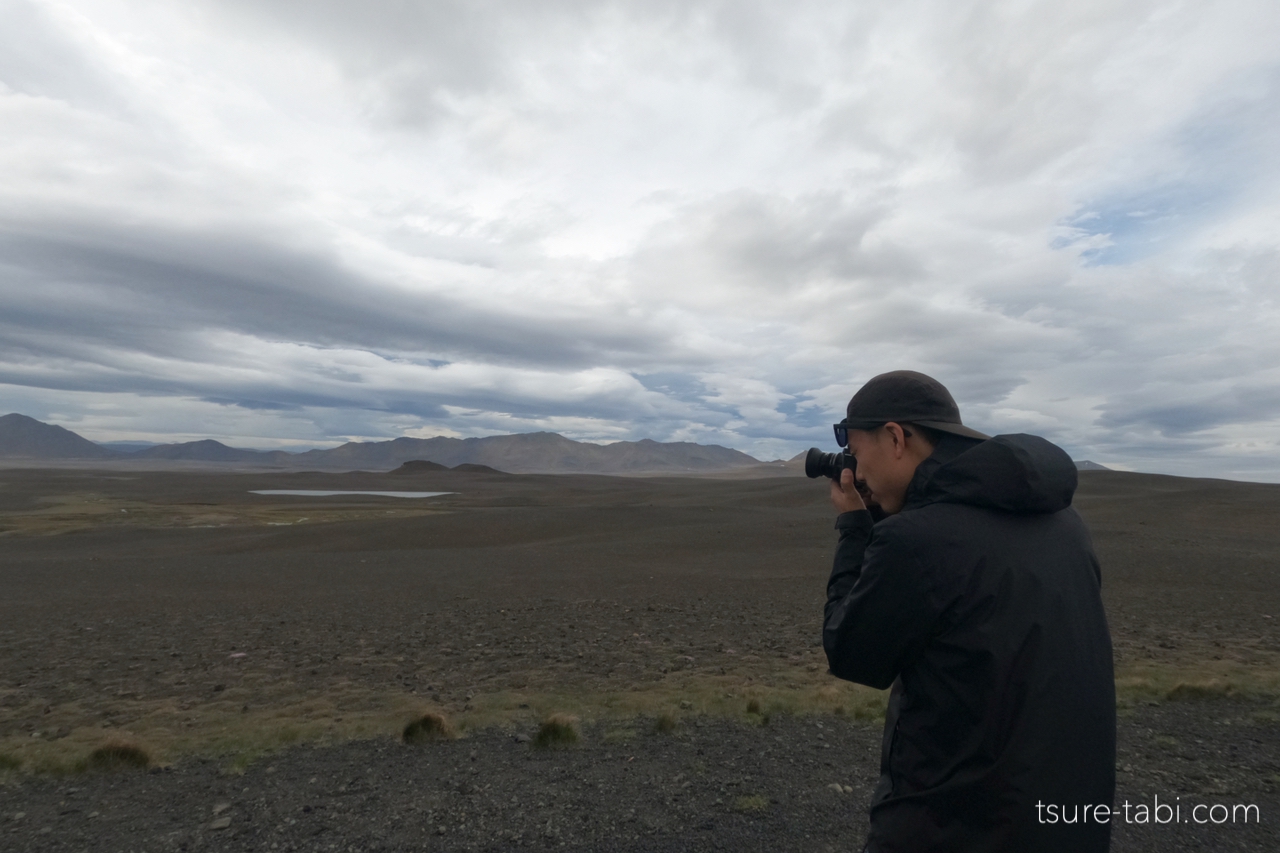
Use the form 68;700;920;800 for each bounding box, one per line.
2;467;1278;851
3;700;1277;853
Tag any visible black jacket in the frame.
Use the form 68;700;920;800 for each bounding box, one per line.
824;433;1115;853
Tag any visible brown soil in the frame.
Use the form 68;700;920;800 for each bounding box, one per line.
1;466;1278;850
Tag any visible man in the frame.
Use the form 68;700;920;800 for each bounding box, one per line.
824;370;1115;853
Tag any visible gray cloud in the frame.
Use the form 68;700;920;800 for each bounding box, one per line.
1098;385;1280;436
0;216;671;369
632;190;917;295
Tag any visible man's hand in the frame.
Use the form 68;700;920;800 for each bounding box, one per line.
830;467;868;515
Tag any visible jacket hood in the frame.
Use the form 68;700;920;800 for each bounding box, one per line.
905;433;1077;515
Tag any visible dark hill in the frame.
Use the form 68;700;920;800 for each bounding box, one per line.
449;463;505;475
390;460;450;474
0;413;119;459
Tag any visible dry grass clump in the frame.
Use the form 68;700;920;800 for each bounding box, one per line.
654;713;677;734
402;711;455;744
744;698;770;725
79;741;152;772
1165;681;1234;701
533;714;579;749
0;752;21;772
733;794;769;813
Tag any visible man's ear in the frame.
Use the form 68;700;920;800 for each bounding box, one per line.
884;422;907;458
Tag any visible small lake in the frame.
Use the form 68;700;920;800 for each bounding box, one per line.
249;490;455;498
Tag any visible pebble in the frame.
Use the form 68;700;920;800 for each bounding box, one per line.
210;816;231;830
212;802;231;815
828;783;845;794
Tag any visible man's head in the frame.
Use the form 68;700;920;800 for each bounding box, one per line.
844;423;934;514
839;371;988;514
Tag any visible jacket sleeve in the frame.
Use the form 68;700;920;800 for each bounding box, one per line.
823;513;940;689
825;511;874;615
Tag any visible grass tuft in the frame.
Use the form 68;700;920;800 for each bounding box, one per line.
602;726;637;743
746;699;761;715
533;714;579;749
79;741;152;772
0;753;21;772
654;713;678;734
402;712;455;744
733;794;769;813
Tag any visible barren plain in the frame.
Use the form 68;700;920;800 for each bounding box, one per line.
1;466;1278;851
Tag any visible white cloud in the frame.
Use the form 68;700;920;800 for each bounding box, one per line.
1;0;1279;476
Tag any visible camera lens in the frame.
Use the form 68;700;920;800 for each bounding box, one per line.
805;447;842;480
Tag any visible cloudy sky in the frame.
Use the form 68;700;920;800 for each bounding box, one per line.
2;0;1279;479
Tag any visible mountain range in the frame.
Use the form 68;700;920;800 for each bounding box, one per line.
0;413;772;475
0;413;1114;475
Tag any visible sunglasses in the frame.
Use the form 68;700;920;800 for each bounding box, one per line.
833;422;912;448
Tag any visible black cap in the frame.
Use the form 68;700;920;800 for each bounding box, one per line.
844;370;990;440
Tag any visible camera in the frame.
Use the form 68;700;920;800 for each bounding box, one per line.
806;448;881;517
805;447;854;481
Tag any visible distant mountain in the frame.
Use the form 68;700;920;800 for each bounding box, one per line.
131;439;292;465
0;413;120;459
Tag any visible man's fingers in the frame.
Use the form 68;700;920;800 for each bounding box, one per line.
830;467;866;513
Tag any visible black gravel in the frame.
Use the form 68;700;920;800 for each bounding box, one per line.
3;701;1277;853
